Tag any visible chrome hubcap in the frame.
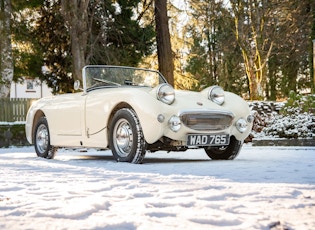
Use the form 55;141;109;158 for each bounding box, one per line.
114;119;133;157
36;124;48;153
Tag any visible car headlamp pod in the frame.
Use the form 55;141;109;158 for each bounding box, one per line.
157;83;175;105
208;86;225;105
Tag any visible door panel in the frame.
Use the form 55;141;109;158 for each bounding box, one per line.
44;93;86;146
84;92;112;148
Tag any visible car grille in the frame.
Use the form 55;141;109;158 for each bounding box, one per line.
179;110;234;131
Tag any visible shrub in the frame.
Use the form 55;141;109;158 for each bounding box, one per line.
249;93;315;139
282;91;315;115
262;111;315;139
0;123;29;147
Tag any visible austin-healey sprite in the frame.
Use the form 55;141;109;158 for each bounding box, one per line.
25;65;254;163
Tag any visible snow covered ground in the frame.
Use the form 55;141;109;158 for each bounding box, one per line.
1;145;315;230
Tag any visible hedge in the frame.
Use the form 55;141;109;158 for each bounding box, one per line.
0;123;30;148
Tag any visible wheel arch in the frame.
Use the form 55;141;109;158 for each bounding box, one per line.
106;100;164;144
108;104;147;163
107;102;133;136
31;110;46;143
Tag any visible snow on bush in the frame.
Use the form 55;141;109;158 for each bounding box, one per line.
249;93;315;139
260;109;315;139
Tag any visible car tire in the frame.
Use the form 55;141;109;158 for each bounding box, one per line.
109;108;147;164
33;117;56;159
204;136;242;160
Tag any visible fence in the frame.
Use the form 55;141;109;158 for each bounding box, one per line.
0;98;35;122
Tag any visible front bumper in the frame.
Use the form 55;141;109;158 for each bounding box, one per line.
161;109;253;145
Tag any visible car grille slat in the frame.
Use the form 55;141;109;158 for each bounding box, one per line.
180;111;234;131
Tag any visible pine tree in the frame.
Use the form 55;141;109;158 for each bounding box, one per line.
23;0;155;93
186;0;246;94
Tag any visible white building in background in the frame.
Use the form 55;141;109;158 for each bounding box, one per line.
10;78;53;99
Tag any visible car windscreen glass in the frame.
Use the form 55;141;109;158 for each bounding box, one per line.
84;66;167;91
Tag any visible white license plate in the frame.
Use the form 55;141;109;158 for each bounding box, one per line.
187;134;230;146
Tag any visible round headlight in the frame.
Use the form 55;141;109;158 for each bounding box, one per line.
208;86;225;105
157;83;175;105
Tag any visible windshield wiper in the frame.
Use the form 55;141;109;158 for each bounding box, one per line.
93;77;121;86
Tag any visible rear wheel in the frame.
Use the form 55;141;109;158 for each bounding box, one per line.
109;108;146;164
204;136;242;160
33;117;57;159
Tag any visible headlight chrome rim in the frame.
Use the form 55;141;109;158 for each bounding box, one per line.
157;83;175;105
208;86;225;105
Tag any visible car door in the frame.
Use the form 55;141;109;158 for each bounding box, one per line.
83;90;112;148
44;93;86;147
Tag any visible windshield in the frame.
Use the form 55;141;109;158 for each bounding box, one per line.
83;65;167;91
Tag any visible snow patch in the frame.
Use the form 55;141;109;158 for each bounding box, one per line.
0;146;315;229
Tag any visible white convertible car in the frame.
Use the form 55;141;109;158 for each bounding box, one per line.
26;65;254;163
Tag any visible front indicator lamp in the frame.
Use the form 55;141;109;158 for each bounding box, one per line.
235;118;247;133
168;115;181;132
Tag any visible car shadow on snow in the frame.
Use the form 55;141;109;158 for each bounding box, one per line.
78;154;211;163
27;146;312;185
55;149;315;185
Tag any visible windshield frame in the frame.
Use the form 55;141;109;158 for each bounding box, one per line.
82;65;167;93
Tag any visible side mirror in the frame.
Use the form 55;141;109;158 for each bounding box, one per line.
74;80;81;91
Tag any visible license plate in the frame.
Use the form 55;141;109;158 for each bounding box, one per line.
187;134;230;146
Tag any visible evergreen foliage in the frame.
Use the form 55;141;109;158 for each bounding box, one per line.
3;0;314;97
34;1;72;93
185;1;246;94
282;91;315;115
12;0;155;93
185;0;313;99
11;0;44;82
88;0;155;66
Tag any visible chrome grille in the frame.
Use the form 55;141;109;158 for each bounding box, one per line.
179;110;234;131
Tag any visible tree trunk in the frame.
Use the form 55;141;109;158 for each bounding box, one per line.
231;0;274;100
154;0;174;86
267;57;277;100
61;0;89;82
241;48;264;100
311;0;315;93
248;74;263;100
0;0;13;98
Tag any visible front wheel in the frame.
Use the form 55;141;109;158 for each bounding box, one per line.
204;136;242;160
109;108;147;164
33;117;57;159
